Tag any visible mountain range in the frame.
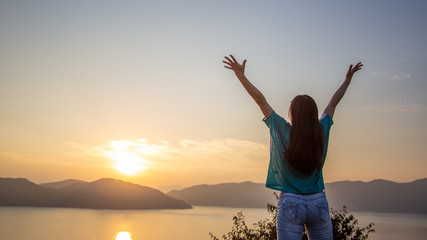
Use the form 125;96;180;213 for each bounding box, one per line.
0;178;191;210
1;177;426;213
167;178;427;214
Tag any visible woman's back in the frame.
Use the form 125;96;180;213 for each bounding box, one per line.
264;111;333;194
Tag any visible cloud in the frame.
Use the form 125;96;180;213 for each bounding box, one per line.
67;138;269;170
363;103;427;114
370;71;412;81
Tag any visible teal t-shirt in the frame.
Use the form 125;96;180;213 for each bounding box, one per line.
263;111;333;194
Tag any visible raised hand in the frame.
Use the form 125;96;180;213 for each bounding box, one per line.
223;55;247;76
346;62;363;80
222;54;273;118
324;62;364;118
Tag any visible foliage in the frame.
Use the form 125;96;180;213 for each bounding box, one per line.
209;192;279;240
330;206;375;240
209;193;374;240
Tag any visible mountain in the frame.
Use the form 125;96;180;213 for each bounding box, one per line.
39;179;87;189
167;178;427;213
50;178;192;209
325;178;427;213
0;178;58;206
0;178;191;210
168;181;277;208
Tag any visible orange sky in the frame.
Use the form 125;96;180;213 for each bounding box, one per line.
1;1;426;190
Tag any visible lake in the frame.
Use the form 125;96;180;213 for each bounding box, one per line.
0;206;426;240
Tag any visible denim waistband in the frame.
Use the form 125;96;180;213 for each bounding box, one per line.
280;191;326;201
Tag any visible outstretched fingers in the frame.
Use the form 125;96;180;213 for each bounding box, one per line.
349;62;363;73
223;64;233;70
223;55;239;70
346;62;363;79
223;54;246;74
223;59;233;69
224;56;233;64
353;62;363;72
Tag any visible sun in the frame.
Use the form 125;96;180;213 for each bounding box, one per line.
107;141;147;175
111;152;146;175
115;231;132;240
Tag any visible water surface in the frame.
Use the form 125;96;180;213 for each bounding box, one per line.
0;206;425;239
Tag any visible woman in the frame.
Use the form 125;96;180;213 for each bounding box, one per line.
223;55;362;240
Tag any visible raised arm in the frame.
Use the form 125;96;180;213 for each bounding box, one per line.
223;55;273;118
323;62;363;118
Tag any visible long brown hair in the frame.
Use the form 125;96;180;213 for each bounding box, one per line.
285;95;324;175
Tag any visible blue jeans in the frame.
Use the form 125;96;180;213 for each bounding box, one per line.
277;192;333;240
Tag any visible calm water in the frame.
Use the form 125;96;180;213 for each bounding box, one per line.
0;206;426;240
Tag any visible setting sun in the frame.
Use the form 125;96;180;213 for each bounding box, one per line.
115;231;132;240
107;141;148;175
111;152;146;175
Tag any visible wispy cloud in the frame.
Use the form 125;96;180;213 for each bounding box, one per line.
364;102;427;114
67;138;269;170
371;71;412;81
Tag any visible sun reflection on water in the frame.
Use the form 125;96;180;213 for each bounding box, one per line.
115;231;132;240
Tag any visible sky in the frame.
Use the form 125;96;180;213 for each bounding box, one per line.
1;0;426;191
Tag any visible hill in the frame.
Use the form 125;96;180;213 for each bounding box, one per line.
50;178;192;209
326;178;427;213
0;178;58;206
39;179;87;189
167;178;427;213
0;178;191;210
168;181;276;208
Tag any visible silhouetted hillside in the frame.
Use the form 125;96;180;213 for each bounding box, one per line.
168;181;277;208
167;178;427;213
0;178;191;210
325;178;427;213
0;178;58;206
52;178;192;209
3;177;425;212
40;179;87;189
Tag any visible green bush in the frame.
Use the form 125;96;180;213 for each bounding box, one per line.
331;206;375;240
209;194;374;240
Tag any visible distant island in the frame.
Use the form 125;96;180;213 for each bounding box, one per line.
167;178;427;214
0;178;191;210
